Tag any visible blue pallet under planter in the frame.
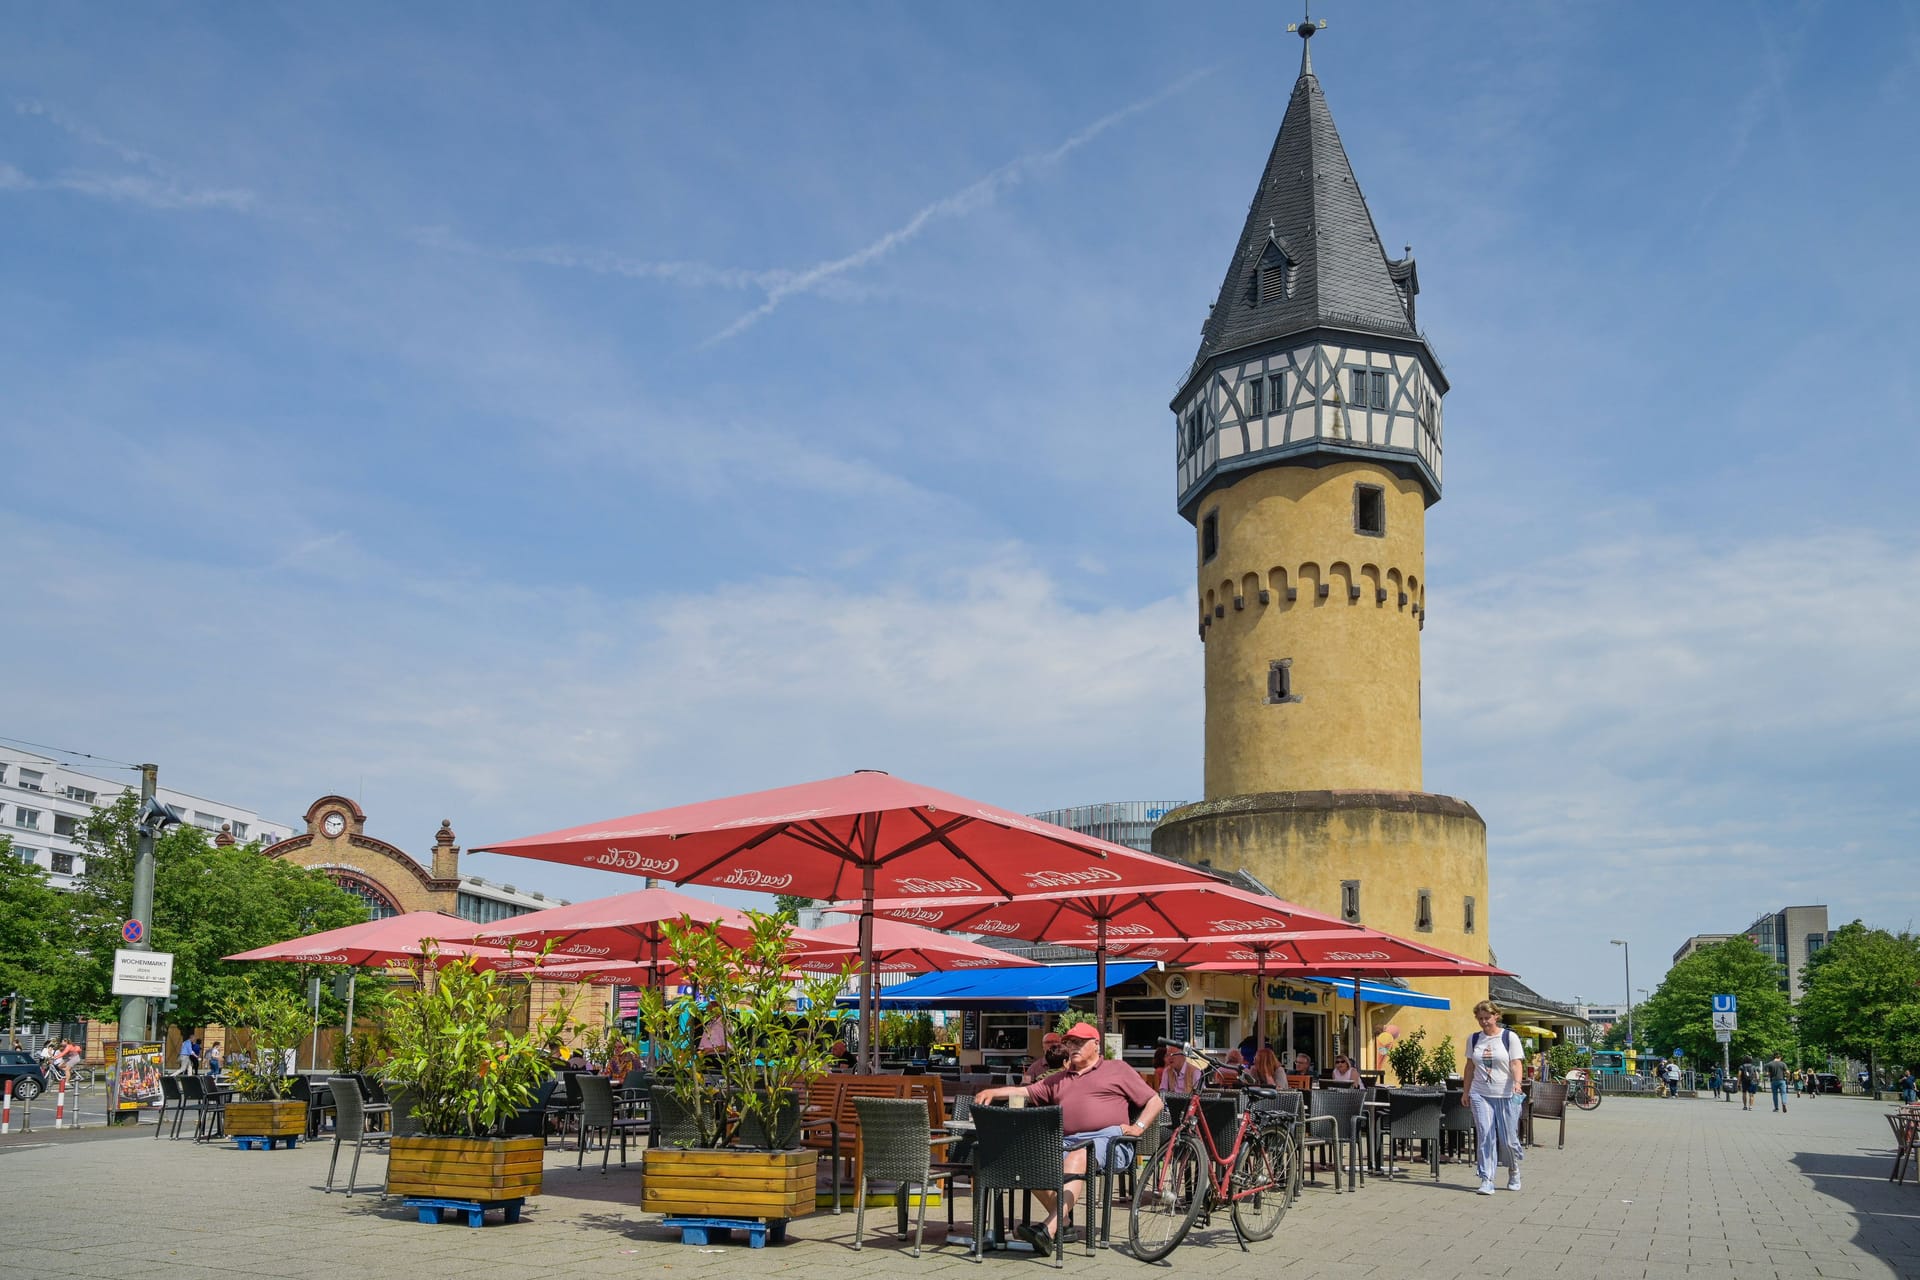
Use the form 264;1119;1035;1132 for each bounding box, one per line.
662;1216;789;1248
403;1196;526;1228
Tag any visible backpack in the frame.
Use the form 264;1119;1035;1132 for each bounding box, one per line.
1739;1062;1757;1084
1468;1029;1518;1062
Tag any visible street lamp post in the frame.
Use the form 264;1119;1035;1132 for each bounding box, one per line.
1610;939;1634;1061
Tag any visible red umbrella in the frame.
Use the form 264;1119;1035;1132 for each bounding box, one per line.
837;882;1364;1033
1177;932;1510;1069
435;886;848;983
474;770;1222;1069
787;919;1037;976
223;910;511;967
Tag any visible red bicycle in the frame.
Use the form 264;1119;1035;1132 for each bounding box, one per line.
1128;1037;1294;1261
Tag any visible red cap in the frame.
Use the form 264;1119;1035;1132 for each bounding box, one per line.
1063;1022;1100;1042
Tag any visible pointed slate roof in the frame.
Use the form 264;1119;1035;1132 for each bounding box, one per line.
1184;35;1426;389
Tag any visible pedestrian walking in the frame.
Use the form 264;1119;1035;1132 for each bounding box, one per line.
1662;1059;1681;1097
1709;1065;1723;1100
1464;1000;1525;1195
1900;1068;1916;1105
1766;1052;1788;1111
1739;1056;1759;1109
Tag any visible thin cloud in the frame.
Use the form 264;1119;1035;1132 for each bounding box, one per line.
704;66;1217;345
7;99;257;212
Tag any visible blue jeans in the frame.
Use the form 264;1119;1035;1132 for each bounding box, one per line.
1771;1080;1787;1109
1468;1093;1522;1185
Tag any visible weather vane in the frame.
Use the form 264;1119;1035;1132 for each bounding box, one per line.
1287;2;1327;41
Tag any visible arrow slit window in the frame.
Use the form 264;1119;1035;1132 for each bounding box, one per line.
1267;658;1299;705
1464;896;1476;934
1341;879;1361;923
1416;889;1433;933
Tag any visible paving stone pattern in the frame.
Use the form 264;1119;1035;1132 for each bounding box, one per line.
3;1094;1916;1279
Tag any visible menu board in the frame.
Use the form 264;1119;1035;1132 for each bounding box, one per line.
961;1010;980;1051
1169;1003;1192;1045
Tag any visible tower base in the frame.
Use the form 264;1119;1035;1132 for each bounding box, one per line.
1154;790;1490;1072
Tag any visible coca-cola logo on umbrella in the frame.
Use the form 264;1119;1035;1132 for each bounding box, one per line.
951;958;1002;967
894;876;982;895
293;952;350;964
1321;950;1395;962
887;907;950;924
715;868;794;890
971;920;1021;935
1205;917;1292;933
1023;867;1121;888
559;944;612;957
1094;922;1155;937
592;847;681;875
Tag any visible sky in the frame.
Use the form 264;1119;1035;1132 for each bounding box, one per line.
2;1;1916;1008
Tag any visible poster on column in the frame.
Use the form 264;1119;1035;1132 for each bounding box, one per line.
108;1041;165;1113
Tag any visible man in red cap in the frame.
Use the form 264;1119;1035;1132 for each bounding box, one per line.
974;1022;1162;1254
1023;1031;1066;1082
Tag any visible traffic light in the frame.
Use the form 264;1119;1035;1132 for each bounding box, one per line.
163;982;180;1013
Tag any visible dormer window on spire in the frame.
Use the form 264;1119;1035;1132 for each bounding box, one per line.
1254;240;1293;306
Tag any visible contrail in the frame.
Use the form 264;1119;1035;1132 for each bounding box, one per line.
705;66;1216;345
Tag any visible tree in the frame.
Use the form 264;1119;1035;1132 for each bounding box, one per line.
1797;921;1920;1084
1636;938;1793;1066
771;894;814;922
0;835;72;1024
65;791;368;1030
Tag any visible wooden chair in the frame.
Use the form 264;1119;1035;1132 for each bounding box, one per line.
1286;1073;1314;1092
799;1074;914;1213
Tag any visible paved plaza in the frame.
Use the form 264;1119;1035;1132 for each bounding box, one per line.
3;1094;1917;1279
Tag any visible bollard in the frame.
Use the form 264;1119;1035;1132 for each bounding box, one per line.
2;1077;11;1135
56;1077;66;1129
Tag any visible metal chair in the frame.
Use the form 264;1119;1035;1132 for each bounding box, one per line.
154;1074;183;1140
851;1096;960;1257
177;1074;220;1142
1440;1088;1476;1165
325;1076;392;1196
577;1074;647;1173
647;1085;708;1150
967;1104;1093;1269
1377;1088;1444;1180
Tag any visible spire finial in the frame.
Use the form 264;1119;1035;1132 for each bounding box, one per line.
1287;4;1327;77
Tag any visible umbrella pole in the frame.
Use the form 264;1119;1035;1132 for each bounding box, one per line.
1095;917;1108;1039
860;864;877;1074
1254;953;1266;1061
1353;976;1362;1072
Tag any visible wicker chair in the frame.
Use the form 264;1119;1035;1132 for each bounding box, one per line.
647;1086;708;1149
1529;1082;1570;1149
325;1076;392;1197
1303;1088;1362;1192
1377;1088;1444;1180
1439;1088;1476;1164
968;1105;1092;1268
851;1096;960;1257
577;1074;647;1172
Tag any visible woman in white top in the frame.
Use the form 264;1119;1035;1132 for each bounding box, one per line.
1462;1000;1524;1195
1328;1054;1361;1086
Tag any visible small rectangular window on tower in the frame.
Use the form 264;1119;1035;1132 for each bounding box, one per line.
1464;896;1476;934
1246;376;1263;418
1350;369;1367;406
1354;484;1385;537
1269;372;1287;411
1341;880;1361;923
1370;370;1388;409
1416;889;1434;933
1200;511;1219;565
1266;658;1298;704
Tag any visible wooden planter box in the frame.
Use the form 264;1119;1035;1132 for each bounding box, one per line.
642;1147;816;1220
386;1136;545;1201
226;1099;307;1139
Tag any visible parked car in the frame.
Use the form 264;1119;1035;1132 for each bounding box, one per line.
1809;1072;1843;1094
0;1049;49;1100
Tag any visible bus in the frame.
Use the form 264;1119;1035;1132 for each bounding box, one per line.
1589;1050;1629;1076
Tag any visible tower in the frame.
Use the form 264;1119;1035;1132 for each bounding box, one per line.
1153;20;1490;1057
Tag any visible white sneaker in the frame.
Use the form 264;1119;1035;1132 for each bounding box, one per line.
1476;1181;1495;1195
1506;1178;1522;1192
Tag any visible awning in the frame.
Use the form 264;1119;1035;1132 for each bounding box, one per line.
1507;1023;1557;1037
833;962;1156;1012
1303;977;1450;1011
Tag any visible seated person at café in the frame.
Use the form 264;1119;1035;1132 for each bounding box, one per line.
1243;1047;1283;1088
1024;1032;1067;1082
1291;1051;1314;1077
975;1022;1163;1255
1237;1033;1258;1063
1329;1054;1360;1086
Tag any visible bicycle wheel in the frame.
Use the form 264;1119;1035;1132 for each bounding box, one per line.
1574;1082;1601;1111
1228;1126;1290;1243
1129;1132;1208;1262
